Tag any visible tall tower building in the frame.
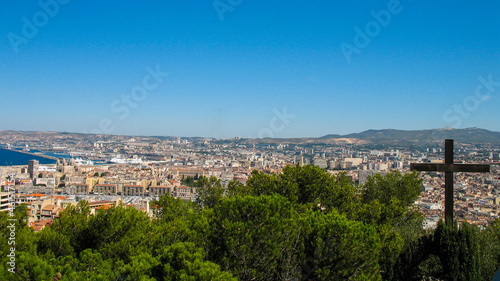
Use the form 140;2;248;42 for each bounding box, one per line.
57;157;66;172
28;159;39;179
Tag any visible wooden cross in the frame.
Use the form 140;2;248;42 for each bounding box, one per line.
410;139;490;224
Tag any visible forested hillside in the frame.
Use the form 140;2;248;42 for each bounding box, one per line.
1;165;499;280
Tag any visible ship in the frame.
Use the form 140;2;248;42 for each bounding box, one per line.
109;155;143;164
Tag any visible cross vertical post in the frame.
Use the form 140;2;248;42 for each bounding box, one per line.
444;139;454;224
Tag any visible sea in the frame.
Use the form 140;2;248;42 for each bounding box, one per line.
0;148;57;166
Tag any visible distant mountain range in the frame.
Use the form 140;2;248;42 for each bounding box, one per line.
1;128;500;146
320;128;500;145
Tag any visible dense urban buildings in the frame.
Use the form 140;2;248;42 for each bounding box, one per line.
0;130;499;230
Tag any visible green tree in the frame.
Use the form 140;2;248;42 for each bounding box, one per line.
150;193;192;222
479;219;500;280
278;164;336;205
0;204;39;279
245;170;280;196
36;227;74;258
360;170;422;213
85;204;154;263
319;171;357;214
13;203;29;228
150;193;213;256
434;221;481;281
246;165;357;213
50;200;91;253
209;195;302;280
226;179;251;197
353;171;423;279
157;242;237;281
73;249;115;280
7;252;56;280
300;210;382;280
181;176;196;187
392;219;500;281
195;176;225;208
117;252;159;281
391;232;436;281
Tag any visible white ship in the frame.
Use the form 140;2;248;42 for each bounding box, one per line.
74;157;94;165
109;156;127;164
109;155;143;164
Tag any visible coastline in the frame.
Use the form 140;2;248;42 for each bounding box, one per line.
0;148;58;166
2;148;58;160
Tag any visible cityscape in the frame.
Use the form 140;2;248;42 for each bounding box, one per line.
1;129;499;231
1;1;499;280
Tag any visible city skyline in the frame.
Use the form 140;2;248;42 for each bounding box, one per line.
1;1;499;138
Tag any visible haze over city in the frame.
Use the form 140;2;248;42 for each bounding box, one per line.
1;1;499;138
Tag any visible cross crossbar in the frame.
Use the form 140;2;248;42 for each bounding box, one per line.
409;163;490;173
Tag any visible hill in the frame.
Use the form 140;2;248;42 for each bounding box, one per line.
320;128;500;145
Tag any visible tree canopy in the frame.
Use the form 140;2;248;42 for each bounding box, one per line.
1;164;499;280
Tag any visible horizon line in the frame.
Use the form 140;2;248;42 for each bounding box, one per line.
0;127;494;140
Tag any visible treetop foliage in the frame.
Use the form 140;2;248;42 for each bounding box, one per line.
0;164;498;280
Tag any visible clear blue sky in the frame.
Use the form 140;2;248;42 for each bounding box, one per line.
1;1;499;138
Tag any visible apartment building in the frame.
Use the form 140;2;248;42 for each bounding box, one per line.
122;185;144;196
149;185;172;196
93;184;117;195
65;183;90;195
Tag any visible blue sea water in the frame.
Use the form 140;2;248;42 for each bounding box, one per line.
0;149;57;166
42;152;72;159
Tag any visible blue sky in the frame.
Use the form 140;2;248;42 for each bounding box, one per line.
1;1;499;138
